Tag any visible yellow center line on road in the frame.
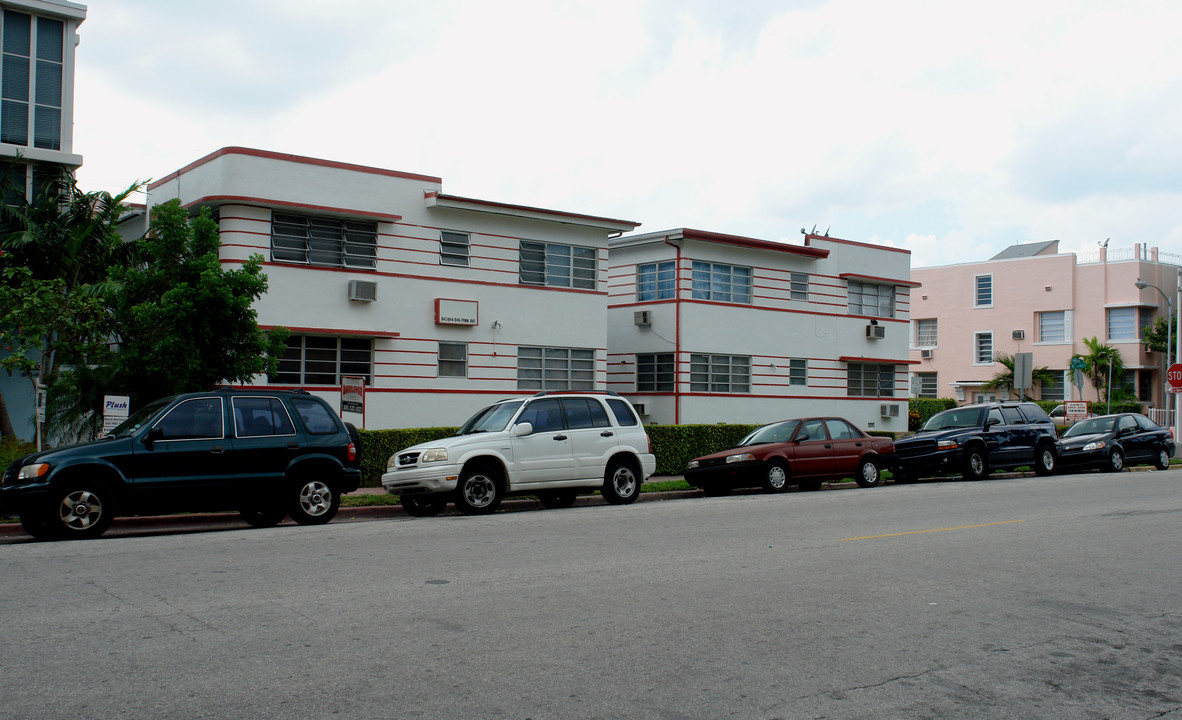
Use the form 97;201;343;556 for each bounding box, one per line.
838;520;1025;542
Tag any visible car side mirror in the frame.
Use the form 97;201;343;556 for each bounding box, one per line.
512;422;534;437
794;433;809;442
984;418;1000;430
144;426;163;444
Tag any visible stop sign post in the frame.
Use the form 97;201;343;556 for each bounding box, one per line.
1168;363;1182;393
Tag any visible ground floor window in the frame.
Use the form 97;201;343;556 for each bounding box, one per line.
272;335;373;385
914;372;938;398
438;342;467;377
518;346;595;391
787;358;807;386
1041;371;1066;402
689;354;751;393
637;353;674;391
848;363;895;397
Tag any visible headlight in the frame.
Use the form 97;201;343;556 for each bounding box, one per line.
385;455;399;470
937;440;959;450
421;448;449;463
18;463;49;481
1083;441;1106;452
686;460;700;469
726;453;757;464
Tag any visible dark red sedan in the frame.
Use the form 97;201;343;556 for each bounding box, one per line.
684;417;895;494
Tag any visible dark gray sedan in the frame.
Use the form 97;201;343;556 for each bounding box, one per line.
1057;413;1174;473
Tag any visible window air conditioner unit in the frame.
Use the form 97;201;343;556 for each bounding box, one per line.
1012;329;1025;340
921;349;933;360
866;324;885;339
633;403;648;416
634;310;652;327
880;404;900;418
348;280;377;302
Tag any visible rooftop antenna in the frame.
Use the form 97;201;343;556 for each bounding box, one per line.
1098;237;1110;248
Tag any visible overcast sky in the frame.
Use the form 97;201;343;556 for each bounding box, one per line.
71;0;1182;269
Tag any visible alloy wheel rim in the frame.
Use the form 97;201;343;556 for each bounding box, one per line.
862;463;877;484
768;466;787;489
464;475;495;508
300;481;332;516
613;467;637;497
60;490;102;530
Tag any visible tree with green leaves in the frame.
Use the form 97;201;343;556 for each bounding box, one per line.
1141;313;1175;357
1073;337;1125;401
981;352;1059;400
106;199;288;408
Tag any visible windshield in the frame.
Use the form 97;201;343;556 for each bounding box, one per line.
457;400;525;435
110;397;172;438
923;407;986;431
738;420;801;446
1062;416;1116;438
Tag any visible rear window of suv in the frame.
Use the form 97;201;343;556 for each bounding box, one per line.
290;396;342;435
606;398;639;426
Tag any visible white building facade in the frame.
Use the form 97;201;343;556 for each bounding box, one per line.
146;147;639;429
607;229;917;431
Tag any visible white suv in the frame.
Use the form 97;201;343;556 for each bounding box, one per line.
381;392;657;516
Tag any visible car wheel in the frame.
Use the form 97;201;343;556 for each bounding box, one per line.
602;460;640;505
538;491;577;509
454;465;503;515
797;480;823;492
1154;448;1171;471
962;447;989;480
855;457;881;488
289;478;340;525
1107;448;1124;473
762;459;790;493
1034;443;1057;476
240;504;286;528
51;483;115;540
402;495;448;517
19;509;58;540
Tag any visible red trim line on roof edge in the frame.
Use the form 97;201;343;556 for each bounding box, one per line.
677;228;830;258
427;192;640;229
839;355;922;365
804;234;912;255
184;195;403;223
839;272;922;288
148;147;442;191
259;325;400;339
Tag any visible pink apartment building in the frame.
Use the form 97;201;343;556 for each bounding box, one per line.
909;241;1181;409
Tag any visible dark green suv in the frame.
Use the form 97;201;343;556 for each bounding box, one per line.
1;389;361;540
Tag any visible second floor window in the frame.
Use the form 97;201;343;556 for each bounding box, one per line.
440;231;470;266
848;363;895;397
915;318;938;347
691;262;752;303
1;10;64;150
438;342;467;377
1039;311;1066;342
637;353;674;391
1107;307;1143;341
271;335;373;385
975;332;993;364
271;212;377;269
915;372;938;398
637;261;675;301
520;241;596;289
788;358;807;386
517;346;595;390
789;272;809;301
975;274;993;306
848;281;895;318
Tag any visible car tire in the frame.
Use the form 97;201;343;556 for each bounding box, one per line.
761;459;790;493
1154;448;1171;471
797;480;823;492
289;478;340;525
1034;443;1057;476
454;465;503;515
19;509;58;540
240;504;286;528
50;482;115;540
538;491;577;509
855;457;881;488
602;460;641;505
963;447;989;480
1107;448;1124;473
402;495;448;517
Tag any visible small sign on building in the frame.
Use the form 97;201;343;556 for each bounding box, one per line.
1065;401;1088;422
99;394;131;438
341;376;365;420
435;298;478;326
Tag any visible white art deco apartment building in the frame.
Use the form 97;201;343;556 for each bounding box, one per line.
607;229;918;431
146;147;640;429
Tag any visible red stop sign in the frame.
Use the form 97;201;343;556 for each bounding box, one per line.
1169;363;1182;389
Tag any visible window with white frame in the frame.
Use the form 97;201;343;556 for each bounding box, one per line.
788;358;807;386
974;332;994;364
637;353;674;391
915;318;937;347
271;212;377;269
519;241;596;289
691;261;752;303
848;281;895;318
272;336;373;385
1041;370;1066;402
517;346;595;391
1107;307;1138;341
975;274;993;307
789;272;808;301
1;9;64;151
440;231;470;267
915;372;938;398
848;363;895;397
438;342;467;377
637;261;676;301
1039;311;1066;342
689;354;750;392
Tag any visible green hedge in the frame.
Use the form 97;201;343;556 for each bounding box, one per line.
358;427;459;486
1;436;37;470
909;398;958;430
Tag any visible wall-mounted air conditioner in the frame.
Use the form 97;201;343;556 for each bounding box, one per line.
880;404;900;418
1012;329;1025;340
634;310;652;327
921;349;933;359
633;403;648;416
866;324;885;339
348;280;378;302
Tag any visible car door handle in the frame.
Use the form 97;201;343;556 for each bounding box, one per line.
554;435;567;441
855;442;863;447
210;446;225;454
601;431;614;437
824;444;832;449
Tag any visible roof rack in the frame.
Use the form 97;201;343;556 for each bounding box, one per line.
532;390;621;397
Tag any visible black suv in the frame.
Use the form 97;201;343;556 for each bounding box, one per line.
892;402;1059;481
1;389;361;540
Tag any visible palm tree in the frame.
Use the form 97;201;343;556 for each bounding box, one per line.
981;353;1059;400
1073;337;1125;401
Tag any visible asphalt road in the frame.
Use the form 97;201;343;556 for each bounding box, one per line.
2;471;1181;719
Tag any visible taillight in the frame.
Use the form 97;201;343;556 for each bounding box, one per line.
347;442;356;462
